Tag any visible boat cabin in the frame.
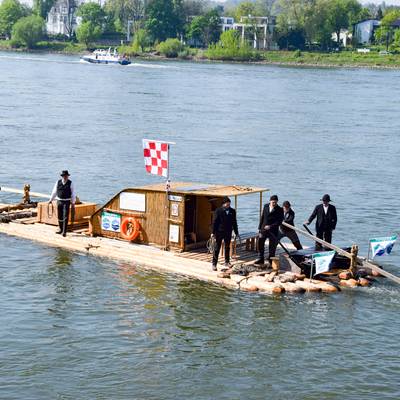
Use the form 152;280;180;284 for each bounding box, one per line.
89;182;268;251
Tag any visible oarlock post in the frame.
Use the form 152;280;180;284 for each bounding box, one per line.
350;244;359;277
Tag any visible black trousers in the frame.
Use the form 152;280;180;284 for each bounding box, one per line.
212;233;232;266
278;228;303;250
258;230;279;262
57;200;70;235
316;229;332;249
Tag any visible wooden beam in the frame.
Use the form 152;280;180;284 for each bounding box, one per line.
281;222;352;258
359;257;400;285
0;186;50;199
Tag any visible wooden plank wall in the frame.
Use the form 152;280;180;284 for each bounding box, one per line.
90;189;173;248
196;196;213;242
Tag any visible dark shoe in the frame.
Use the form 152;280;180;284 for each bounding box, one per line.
62;233;66;237
224;262;232;268
212;264;217;271
254;259;264;266
56;230;62;234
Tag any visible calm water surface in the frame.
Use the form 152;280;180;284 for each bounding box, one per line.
1;52;400;399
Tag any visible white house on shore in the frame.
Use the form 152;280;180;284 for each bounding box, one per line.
332;29;351;47
46;0;81;36
353;19;380;44
46;0;103;36
220;16;277;50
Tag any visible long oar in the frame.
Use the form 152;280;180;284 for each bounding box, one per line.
302;224;314;236
0;186;50;199
282;222;400;286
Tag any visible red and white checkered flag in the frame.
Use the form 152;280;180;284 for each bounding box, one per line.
143;139;169;178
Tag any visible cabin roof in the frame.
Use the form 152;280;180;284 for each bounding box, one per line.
132;182;268;197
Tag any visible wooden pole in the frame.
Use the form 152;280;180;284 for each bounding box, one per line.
359;257;400;285
0;186;50;199
350;244;358;276
282;222;352;258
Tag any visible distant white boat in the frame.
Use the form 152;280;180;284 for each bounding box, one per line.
80;48;131;65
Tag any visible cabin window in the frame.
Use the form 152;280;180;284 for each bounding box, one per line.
119;192;146;212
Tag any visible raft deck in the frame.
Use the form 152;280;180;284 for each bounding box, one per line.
0;218;369;294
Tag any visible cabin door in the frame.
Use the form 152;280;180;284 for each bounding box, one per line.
184;196;197;245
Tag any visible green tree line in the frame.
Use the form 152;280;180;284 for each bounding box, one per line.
1;0;400;52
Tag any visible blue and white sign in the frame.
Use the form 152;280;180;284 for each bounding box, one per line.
370;235;397;258
101;211;121;232
312;251;336;275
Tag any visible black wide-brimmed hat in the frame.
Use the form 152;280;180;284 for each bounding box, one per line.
60;170;70;177
321;194;331;202
222;196;231;204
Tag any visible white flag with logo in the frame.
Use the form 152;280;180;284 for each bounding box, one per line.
370;235;397;258
312;251;336;275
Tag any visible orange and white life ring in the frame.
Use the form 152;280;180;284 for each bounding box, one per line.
120;217;141;241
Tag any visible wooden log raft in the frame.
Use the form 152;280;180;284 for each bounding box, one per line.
0;209;37;223
282;222;400;286
0;218;386;296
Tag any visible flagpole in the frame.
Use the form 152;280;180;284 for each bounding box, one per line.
367;239;371;261
164;143;171;251
310;256;314;283
143;138;176;145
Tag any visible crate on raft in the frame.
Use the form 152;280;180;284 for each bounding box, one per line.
89;182;268;252
37;201;98;229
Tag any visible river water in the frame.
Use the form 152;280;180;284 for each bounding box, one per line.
1;52;400;399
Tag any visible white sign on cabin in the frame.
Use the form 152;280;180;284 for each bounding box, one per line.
171;203;179;217
168;195;182;202
120;192;146;212
169;224;180;243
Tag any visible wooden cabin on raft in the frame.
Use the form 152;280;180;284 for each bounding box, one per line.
89;182;268;251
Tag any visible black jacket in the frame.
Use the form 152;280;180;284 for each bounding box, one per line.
308;204;337;231
212;207;239;236
258;204;284;233
281;208;295;232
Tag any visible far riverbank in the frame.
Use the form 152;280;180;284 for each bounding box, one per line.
2;40;400;69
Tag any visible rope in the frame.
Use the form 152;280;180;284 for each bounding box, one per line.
206;236;216;254
47;202;54;218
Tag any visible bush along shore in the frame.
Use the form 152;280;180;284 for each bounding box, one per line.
2;39;400;69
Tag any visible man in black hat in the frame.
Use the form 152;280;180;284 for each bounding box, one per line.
305;194;337;249
211;196;239;271
279;200;303;250
255;195;284;266
48;170;76;237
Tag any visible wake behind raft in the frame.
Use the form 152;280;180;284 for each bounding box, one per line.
0;183;398;295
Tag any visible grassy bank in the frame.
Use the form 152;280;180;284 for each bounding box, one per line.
2;39;400;68
262;50;400;68
0;40;88;54
121;45;400;68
